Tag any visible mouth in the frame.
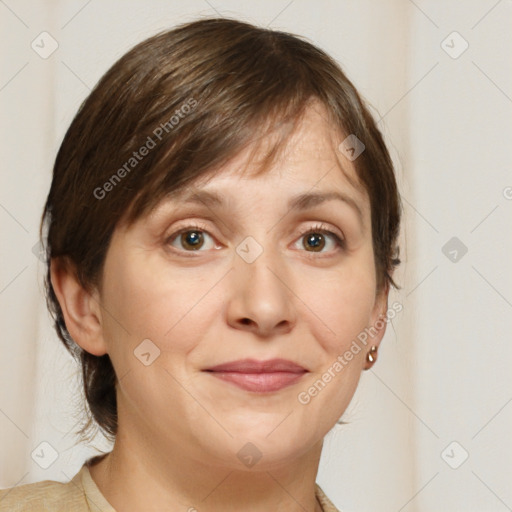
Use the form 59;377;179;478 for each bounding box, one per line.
202;358;308;393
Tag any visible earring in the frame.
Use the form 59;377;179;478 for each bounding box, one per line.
366;345;378;364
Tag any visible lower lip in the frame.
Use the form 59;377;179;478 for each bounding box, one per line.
206;371;306;392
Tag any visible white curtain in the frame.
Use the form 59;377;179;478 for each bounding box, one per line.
1;1;511;510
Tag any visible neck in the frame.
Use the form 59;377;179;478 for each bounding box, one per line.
88;416;325;512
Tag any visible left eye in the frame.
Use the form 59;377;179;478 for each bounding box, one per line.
293;224;345;254
165;223;344;255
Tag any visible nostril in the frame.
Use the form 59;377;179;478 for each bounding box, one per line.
240;318;252;325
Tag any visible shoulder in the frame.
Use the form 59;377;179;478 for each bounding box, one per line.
315;483;341;512
0;468;87;512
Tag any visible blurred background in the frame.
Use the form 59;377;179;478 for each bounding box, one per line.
1;1;511;511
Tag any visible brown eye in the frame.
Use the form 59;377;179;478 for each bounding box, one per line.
166;224;217;253
180;230;204;250
295;223;345;255
303;232;326;252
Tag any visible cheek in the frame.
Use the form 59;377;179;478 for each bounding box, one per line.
100;250;217;354
293;262;375;430
300;254;377;354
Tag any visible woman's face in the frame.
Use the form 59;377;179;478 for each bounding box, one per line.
93;103;389;469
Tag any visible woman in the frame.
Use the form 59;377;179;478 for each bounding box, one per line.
0;17;401;511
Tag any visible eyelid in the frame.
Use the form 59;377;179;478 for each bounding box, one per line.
166;221;209;235
296;222;344;241
165;220;211;238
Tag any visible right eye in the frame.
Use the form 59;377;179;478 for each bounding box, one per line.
166;224;219;254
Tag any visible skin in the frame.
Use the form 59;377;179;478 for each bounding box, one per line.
51;102;390;512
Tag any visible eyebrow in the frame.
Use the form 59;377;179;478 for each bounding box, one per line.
169;188;365;228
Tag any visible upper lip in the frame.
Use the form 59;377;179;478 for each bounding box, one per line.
204;358;308;373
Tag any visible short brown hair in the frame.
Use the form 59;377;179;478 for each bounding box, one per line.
40;17;402;444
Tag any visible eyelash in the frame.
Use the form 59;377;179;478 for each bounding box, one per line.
165;222;345;257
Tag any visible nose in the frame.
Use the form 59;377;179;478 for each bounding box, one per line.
226;246;297;338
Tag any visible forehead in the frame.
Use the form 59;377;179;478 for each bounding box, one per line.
206;103;359;185
239;100;364;184
146;101;370;228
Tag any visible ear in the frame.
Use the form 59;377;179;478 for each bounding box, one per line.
362;282;390;370
50;257;107;356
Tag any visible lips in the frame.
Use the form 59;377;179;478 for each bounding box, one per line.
205;358;307;373
203;358;308;393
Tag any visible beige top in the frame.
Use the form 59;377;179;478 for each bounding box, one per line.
0;462;340;511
